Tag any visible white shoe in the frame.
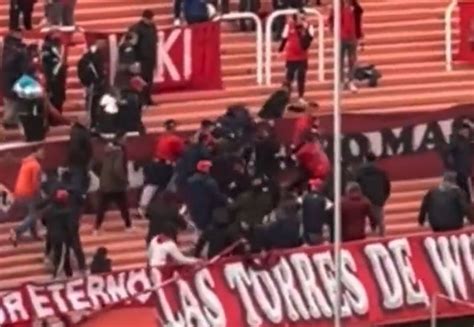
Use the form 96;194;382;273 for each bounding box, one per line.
298;97;308;106
348;82;358;93
173;19;181;27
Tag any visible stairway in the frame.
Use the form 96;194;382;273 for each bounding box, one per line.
0;177;438;291
0;0;463;290
1;0;473;141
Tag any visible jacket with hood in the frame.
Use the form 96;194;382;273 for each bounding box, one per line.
341;192;376;242
355;162;391;206
99;145;128;193
419;181;472;232
296;141;331;180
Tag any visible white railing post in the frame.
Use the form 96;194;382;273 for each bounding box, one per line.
430;294;438;327
221;12;263;85
445;0;457;71
265;7;325;86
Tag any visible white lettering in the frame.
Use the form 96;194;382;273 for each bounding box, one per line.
195;269;226;327
46;283;69;313
3;291;28;322
178;279;209;327
158;30;182;82
249;270;282;323
86;275;111;309
26;285;54;319
341;250;369;315
106;272;129;302
66;279;91;311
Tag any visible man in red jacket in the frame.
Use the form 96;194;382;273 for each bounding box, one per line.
329;0;364;93
341;182;377;242
279;10;314;106
295;132;331;181
153;119;185;164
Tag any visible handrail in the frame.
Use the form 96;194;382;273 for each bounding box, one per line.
445;0;457;71
265;8;325;86
221;12;263;85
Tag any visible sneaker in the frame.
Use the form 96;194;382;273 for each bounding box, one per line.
173;19;181;27
348;82;358;93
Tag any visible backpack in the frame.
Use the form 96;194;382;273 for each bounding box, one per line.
354;64;382;87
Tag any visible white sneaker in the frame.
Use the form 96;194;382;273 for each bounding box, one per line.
173;19;181;27
298;97;308;106
348;82;358;93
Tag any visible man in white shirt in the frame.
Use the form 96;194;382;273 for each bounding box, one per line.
148;234;200;267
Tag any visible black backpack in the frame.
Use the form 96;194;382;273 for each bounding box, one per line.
354;64;382;87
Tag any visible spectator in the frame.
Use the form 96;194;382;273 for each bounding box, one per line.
118;69;147;134
229;177;274;227
94;142;132;234
154;119;185;164
139;158;174;217
418;172;472;232
95;88;122;137
292;113;319;146
258;82;291;120
90;247;112;274
238;0;261;32
182;0;210;24
295;132;331;181
9;0;36;31
340;182;377;242
329;0;364;93
61;0;76;26
145;191;186;245
77;41;106;129
43;188;75;279
302;179;330;245
444;123;473;201
41;31;67;113
1;30;27;129
148;230;199;267
185;160;228;230
252;192;302;250
67;115;93;195
115;31;139;90
254;125;282;179
130;10;157;106
279;10;314;106
8;147;44;246
192;119;216;144
354;152;391;236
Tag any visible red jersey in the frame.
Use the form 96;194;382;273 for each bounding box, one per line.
341;6;357;41
296;141;330;180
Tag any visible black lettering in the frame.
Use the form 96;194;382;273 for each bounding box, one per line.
341;133;370;162
381;126;414;157
417;122;447;152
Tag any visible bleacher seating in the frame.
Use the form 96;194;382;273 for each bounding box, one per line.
0;0;464;290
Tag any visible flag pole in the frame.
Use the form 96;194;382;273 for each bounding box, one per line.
332;0;343;325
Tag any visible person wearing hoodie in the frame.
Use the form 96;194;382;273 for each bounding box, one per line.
95;142;131;233
90;247;112;274
1;30;27;129
354;152;391;236
67;116;93;195
443;123;473;201
340;182;377;242
185;160;228;230
8;147;44;246
302;179;331;245
183;0;209;24
295;132;331;181
418;171;473;232
41;32;66;113
130;10;157;105
258;82;291;121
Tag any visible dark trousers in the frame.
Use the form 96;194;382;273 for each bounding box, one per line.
174;0;182;18
95;191;131;230
239;0;260;31
47;70;67;113
140;61;155;104
69;230;86;271
456;173;472;202
9;3;33;30
286;60;308;98
52;241;72;278
86;85;102;128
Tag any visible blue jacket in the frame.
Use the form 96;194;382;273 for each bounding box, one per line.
183;0;208;19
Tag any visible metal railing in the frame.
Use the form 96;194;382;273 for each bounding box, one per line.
445;0;457;71
220;12;263;85
265;8;325;86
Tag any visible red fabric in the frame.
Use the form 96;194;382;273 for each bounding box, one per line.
84;22;223;93
340;193;373;241
14;156;41;198
341;6;357;41
153;133;185;162
196;160;212;173
295;141;331;179
456;2;474;62
283;21;308;61
292;114;317;144
2;229;474;326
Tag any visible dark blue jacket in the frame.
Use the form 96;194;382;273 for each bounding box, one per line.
183;0;208;20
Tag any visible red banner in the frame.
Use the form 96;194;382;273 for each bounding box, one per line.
0;229;473;326
84;22;223;92
457;1;474;62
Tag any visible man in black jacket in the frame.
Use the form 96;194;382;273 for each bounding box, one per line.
9;0;36;31
130;10;157;105
41;32;66;113
355;152;391;236
1;30;27;128
77;41;106;129
302;179;330;245
67;116;93;195
444;123;473;202
419;171;473;232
